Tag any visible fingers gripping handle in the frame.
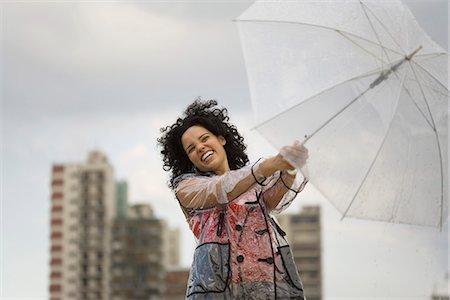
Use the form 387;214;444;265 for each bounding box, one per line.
279;141;310;179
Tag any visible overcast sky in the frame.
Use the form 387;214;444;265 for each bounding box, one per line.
1;0;448;299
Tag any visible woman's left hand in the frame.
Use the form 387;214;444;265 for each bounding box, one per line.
279;141;309;170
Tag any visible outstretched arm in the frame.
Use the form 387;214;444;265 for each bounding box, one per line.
176;142;308;209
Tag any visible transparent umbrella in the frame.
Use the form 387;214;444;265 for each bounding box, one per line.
236;0;448;228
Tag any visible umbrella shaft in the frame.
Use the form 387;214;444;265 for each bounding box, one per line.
304;46;423;144
370;46;423;89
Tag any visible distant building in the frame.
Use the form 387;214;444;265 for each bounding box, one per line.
116;181;128;220
432;295;450;300
49;150;182;300
164;267;190;300
48;151;116;300
164;227;181;268
110;203;181;300
277;206;322;300
431;273;449;300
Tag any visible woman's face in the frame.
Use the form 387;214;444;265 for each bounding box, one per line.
181;125;230;175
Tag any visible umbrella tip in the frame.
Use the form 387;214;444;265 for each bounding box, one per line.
405;45;423;61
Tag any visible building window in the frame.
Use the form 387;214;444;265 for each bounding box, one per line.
52;165;64;173
51;245;63;252
68;278;77;284
50;259;62;265
51;193;63;200
51;232;63;239
50;272;62;278
51;219;63;226
291;215;319;223
51;206;63;213
51;179;64;186
67;292;77;298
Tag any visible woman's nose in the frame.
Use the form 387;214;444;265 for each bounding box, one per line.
197;144;206;153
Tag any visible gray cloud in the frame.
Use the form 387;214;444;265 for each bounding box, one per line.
3;2;251;122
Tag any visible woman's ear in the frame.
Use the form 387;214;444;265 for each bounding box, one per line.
218;136;226;146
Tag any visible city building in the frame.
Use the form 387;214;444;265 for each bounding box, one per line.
164;227;181;268
115;181;128;220
110;203;181;300
48;151;116;300
432;295;450;300
431;273;450;300
49;150;182;300
277;206;322;300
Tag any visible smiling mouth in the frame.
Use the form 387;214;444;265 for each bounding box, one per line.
202;151;214;162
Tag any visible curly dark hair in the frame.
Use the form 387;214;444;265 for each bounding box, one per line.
157;99;249;190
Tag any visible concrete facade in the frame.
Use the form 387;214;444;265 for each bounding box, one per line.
49;151;115;300
277;206;322;300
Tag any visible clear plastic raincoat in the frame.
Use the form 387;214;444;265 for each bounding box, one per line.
175;159;308;299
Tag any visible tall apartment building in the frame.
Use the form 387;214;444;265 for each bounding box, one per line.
431;273;450;300
49;151;116;300
432;294;450;300
110;203;180;300
277;206;322;300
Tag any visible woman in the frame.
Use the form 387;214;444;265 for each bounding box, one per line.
158;99;309;299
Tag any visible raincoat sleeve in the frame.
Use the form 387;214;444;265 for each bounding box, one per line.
262;171;308;214
174;160;268;209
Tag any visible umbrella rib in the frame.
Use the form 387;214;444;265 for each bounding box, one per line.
303;56;413;142
254;62;401;131
253;69;378;130
404;75;448;99
235;19;404;57
341;70;409;220
411;59;449;92
407;63;445;229
303;86;371;144
301;53;435;143
390;135;412;223
392;68;435;130
336;31;389;66
359;1;406;56
415;52;448;59
359;1;397;67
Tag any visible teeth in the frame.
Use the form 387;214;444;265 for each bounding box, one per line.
202;151;214;162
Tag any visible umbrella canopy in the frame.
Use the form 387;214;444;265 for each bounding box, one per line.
236;0;448;228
